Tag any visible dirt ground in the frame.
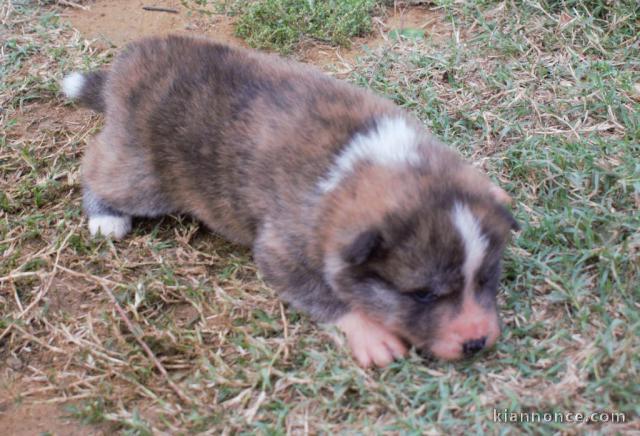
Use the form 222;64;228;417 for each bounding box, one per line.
65;0;244;48
64;0;449;69
2;1;448;434
0;401;107;436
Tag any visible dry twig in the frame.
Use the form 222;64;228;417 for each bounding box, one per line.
100;282;193;405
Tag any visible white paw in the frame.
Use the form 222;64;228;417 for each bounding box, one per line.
88;215;132;240
336;311;407;368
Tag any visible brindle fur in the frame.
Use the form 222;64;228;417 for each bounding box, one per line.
71;35;516;363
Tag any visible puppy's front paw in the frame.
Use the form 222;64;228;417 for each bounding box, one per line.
336;311;407;368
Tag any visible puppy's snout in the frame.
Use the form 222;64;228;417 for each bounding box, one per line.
462;336;487;356
427;301;500;360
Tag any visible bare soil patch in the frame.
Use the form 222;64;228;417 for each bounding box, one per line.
65;0;449;69
65;0;244;48
0;396;107;436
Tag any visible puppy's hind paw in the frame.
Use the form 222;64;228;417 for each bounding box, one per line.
88;215;132;240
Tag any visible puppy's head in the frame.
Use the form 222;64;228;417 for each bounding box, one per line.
322;159;518;361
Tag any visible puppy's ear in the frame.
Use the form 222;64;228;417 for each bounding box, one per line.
342;229;383;266
489;183;518;230
490;184;512;205
499;206;520;232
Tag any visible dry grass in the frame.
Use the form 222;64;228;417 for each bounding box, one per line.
1;0;639;433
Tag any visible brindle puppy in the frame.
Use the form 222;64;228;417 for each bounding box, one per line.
62;35;517;367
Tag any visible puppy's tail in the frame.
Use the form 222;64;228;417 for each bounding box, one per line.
61;70;107;113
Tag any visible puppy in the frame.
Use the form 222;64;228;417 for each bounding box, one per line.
62;35;517;367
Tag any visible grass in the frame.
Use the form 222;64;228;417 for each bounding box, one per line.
1;0;639;433
208;0;385;53
234;0;381;53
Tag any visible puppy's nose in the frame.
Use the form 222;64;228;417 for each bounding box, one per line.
462;337;487;356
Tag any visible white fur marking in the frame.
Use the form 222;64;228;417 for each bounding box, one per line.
89;215;132;240
452;203;488;287
61;72;85;100
319;117;421;192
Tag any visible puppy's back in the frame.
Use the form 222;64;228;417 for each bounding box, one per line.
88;35;399;242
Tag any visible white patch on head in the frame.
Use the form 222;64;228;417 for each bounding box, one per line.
88;215;132;240
61;72;85;100
318;117;421;192
452;202;488;288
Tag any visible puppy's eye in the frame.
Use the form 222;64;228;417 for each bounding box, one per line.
476;263;500;288
477;275;488;287
411;289;437;304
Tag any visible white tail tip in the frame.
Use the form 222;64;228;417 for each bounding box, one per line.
61;72;85;99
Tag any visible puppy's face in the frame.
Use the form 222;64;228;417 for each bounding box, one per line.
326;186;517;361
